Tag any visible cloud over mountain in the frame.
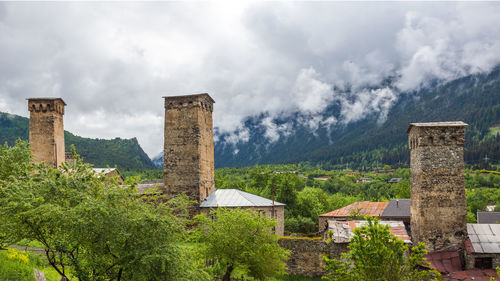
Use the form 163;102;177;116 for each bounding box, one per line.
0;2;499;155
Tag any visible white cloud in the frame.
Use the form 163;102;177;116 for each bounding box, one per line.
340;88;397;124
291;67;334;114
0;2;499;155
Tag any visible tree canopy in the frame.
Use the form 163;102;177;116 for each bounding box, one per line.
323;217;440;281
193;208;290;281
0;141;204;281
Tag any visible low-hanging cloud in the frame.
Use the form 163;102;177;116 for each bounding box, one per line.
0;2;499;155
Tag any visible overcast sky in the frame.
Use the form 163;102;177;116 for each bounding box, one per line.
1;2;499;157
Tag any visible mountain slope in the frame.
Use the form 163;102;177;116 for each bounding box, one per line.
214;68;500;168
0;113;156;170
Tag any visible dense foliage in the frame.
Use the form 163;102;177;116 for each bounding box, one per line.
323;217;440;281
0;141;202;281
214;163;500;232
215;164;411;233
193;208;289;281
0;112;155;169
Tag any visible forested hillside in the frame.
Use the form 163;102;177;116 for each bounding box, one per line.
215;68;500;169
0;112;155;169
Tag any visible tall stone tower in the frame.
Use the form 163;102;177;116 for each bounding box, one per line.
28;98;66;168
163;93;215;205
407;121;468;252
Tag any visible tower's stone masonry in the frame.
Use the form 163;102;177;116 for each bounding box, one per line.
163;94;215;205
407;121;468;252
28;98;66;168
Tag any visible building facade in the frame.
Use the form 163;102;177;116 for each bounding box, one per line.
163;94;215;204
28;98;66;168
407;121;468;251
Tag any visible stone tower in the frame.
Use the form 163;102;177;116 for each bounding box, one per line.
407;121;468;252
28;98;66;168
163;93;215;205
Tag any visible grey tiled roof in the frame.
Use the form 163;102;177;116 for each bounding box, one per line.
200;189;285;208
477;212;500;224
467;223;500;253
381;199;410;218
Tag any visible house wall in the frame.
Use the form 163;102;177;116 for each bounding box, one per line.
465;252;500;270
200;205;285;236
278;237;349;277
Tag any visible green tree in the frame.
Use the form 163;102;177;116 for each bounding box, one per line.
323;217;440;281
0;141;204;281
193;208;289;281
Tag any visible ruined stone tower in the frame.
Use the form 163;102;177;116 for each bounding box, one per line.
28;98;66;168
407;121;468;252
163;94;215;205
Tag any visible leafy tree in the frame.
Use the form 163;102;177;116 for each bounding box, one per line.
193;208;289;281
323;217;440;281
0;141;204;281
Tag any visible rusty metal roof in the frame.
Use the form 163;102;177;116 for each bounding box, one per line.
327;220;411;243
424;250;499;280
320;201;389;218
424;251;462;274
445;269;498;281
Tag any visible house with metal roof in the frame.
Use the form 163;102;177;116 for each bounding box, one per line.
200;189;285;236
318;201;389;232
464;224;500;270
92;168;124;184
327;220;411;244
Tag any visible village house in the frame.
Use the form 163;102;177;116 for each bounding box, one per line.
318;201;388;232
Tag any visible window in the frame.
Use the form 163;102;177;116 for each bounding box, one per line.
474;257;492;269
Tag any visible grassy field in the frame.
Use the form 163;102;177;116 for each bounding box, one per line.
0;248;67;281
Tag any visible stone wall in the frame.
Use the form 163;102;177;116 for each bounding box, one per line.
163;94;215;206
28;98;66;168
278;237;348;277
465;252;500;270
408;123;467;252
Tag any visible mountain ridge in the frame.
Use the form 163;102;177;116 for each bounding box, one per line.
214;68;500;169
0;112;156;170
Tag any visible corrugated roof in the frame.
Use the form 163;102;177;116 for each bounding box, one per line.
199;189;285;208
424;251;462;274
424;249;500;280
327;220;411;243
319;201;389;218
477;212;500;224
467;223;500;253
381;199;410;218
406;121;467;133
